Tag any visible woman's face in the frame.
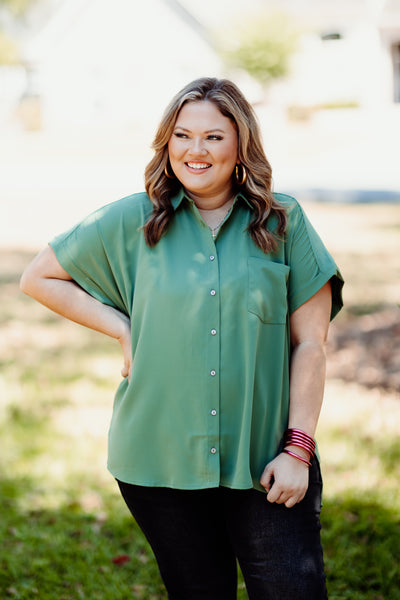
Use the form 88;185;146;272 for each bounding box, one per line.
168;101;239;204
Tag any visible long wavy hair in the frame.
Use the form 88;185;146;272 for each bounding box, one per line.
144;77;287;253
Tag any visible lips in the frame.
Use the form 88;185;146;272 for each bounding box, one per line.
185;162;212;171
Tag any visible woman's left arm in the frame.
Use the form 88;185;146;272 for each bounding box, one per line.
260;281;332;508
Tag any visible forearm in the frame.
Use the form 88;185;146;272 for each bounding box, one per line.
288;340;327;437
21;276;129;341
261;284;331;506
261;342;325;504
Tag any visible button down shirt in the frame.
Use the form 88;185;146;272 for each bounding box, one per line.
50;189;343;492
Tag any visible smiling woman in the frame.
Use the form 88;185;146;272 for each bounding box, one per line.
168;101;239;210
20;77;343;600
143;77;288;254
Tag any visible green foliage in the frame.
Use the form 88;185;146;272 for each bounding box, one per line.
0;0;40;64
0;477;167;599
323;496;400;599
0;30;19;64
218;11;299;86
0;0;37;17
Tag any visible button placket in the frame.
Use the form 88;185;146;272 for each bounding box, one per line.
206;244;220;471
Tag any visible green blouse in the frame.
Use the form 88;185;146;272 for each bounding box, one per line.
50;189;343;492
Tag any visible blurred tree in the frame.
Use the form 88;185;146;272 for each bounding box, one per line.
0;0;40;64
0;0;36;17
218;10;299;86
0;30;19;64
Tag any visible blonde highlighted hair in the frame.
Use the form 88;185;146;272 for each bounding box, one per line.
144;77;287;253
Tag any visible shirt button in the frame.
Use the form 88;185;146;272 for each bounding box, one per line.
210;447;217;454
211;329;217;335
210;370;216;376
211;409;217;416
209;255;215;261
210;289;216;296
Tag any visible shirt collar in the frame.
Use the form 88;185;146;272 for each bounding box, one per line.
235;191;253;209
171;188;253;211
171;188;187;210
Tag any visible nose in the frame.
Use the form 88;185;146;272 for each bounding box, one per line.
189;137;207;156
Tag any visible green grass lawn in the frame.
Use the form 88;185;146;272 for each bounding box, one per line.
1;202;399;599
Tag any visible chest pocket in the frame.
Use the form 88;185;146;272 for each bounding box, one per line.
248;257;290;324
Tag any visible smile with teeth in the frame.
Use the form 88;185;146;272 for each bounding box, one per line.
186;162;212;170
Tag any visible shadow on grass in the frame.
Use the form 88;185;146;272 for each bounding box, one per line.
1;471;399;600
0;473;167;600
324;425;400;482
322;495;400;600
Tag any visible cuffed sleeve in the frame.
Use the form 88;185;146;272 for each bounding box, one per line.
49;199;140;315
284;199;344;320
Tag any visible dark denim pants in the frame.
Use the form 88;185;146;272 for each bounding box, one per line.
117;459;327;600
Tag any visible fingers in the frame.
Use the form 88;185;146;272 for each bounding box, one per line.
261;453;309;508
284;495;304;508
262;479;305;507
119;338;132;381
117;317;132;381
121;366;132;381
265;484;282;504
267;486;306;507
120;357;132;381
260;464;273;493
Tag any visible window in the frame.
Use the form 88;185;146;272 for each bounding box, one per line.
321;32;342;41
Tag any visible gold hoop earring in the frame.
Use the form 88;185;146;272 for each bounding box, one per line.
235;164;247;185
164;162;175;179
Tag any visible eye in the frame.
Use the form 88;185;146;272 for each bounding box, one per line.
207;135;223;141
173;132;189;139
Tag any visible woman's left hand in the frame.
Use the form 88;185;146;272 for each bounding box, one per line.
117;315;132;382
260;452;309;508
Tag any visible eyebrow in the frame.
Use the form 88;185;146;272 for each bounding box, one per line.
174;127;226;134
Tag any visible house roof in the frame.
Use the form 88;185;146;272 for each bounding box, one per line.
183;0;400;31
21;0;223;128
23;0;217;61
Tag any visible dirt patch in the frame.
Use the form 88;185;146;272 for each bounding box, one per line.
327;307;400;393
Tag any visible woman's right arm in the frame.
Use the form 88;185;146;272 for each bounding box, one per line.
20;245;132;379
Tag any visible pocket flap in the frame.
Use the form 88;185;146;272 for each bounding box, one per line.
248;258;290;324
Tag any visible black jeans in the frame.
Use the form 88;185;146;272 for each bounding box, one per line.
117;460;327;600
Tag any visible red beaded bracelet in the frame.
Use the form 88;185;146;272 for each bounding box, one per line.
282;449;312;467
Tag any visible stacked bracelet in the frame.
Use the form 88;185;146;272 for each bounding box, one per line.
282;428;316;466
282;449;312;467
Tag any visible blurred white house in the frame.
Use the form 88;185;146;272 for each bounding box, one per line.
271;0;400;109
1;0;400;131
1;0;399;249
14;0;222;132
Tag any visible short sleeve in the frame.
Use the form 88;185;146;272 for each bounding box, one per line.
49;205;129;315
285;201;344;320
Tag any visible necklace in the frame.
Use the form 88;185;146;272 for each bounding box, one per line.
197;198;234;239
209;213;229;239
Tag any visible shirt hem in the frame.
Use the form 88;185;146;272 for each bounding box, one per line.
109;467;259;491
